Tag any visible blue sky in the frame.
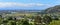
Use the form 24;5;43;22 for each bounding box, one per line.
0;0;60;10
0;0;59;5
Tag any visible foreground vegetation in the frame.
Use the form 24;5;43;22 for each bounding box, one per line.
49;20;60;25
0;13;59;25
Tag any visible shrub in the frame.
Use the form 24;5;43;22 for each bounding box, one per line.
49;20;60;25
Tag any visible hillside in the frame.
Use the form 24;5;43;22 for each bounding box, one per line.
45;5;60;13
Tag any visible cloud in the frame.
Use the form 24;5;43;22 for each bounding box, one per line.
16;3;44;6
0;2;45;7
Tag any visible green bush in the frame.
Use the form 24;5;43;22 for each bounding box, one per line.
49;20;60;25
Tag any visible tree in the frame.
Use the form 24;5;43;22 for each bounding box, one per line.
2;19;8;25
34;15;42;25
43;15;52;25
11;21;16;25
22;19;29;25
8;17;13;20
0;15;2;18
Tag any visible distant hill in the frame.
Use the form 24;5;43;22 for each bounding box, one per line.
44;5;60;13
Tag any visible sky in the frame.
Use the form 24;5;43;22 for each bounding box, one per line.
0;0;60;10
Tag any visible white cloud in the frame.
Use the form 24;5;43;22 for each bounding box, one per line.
16;3;44;7
0;2;45;7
